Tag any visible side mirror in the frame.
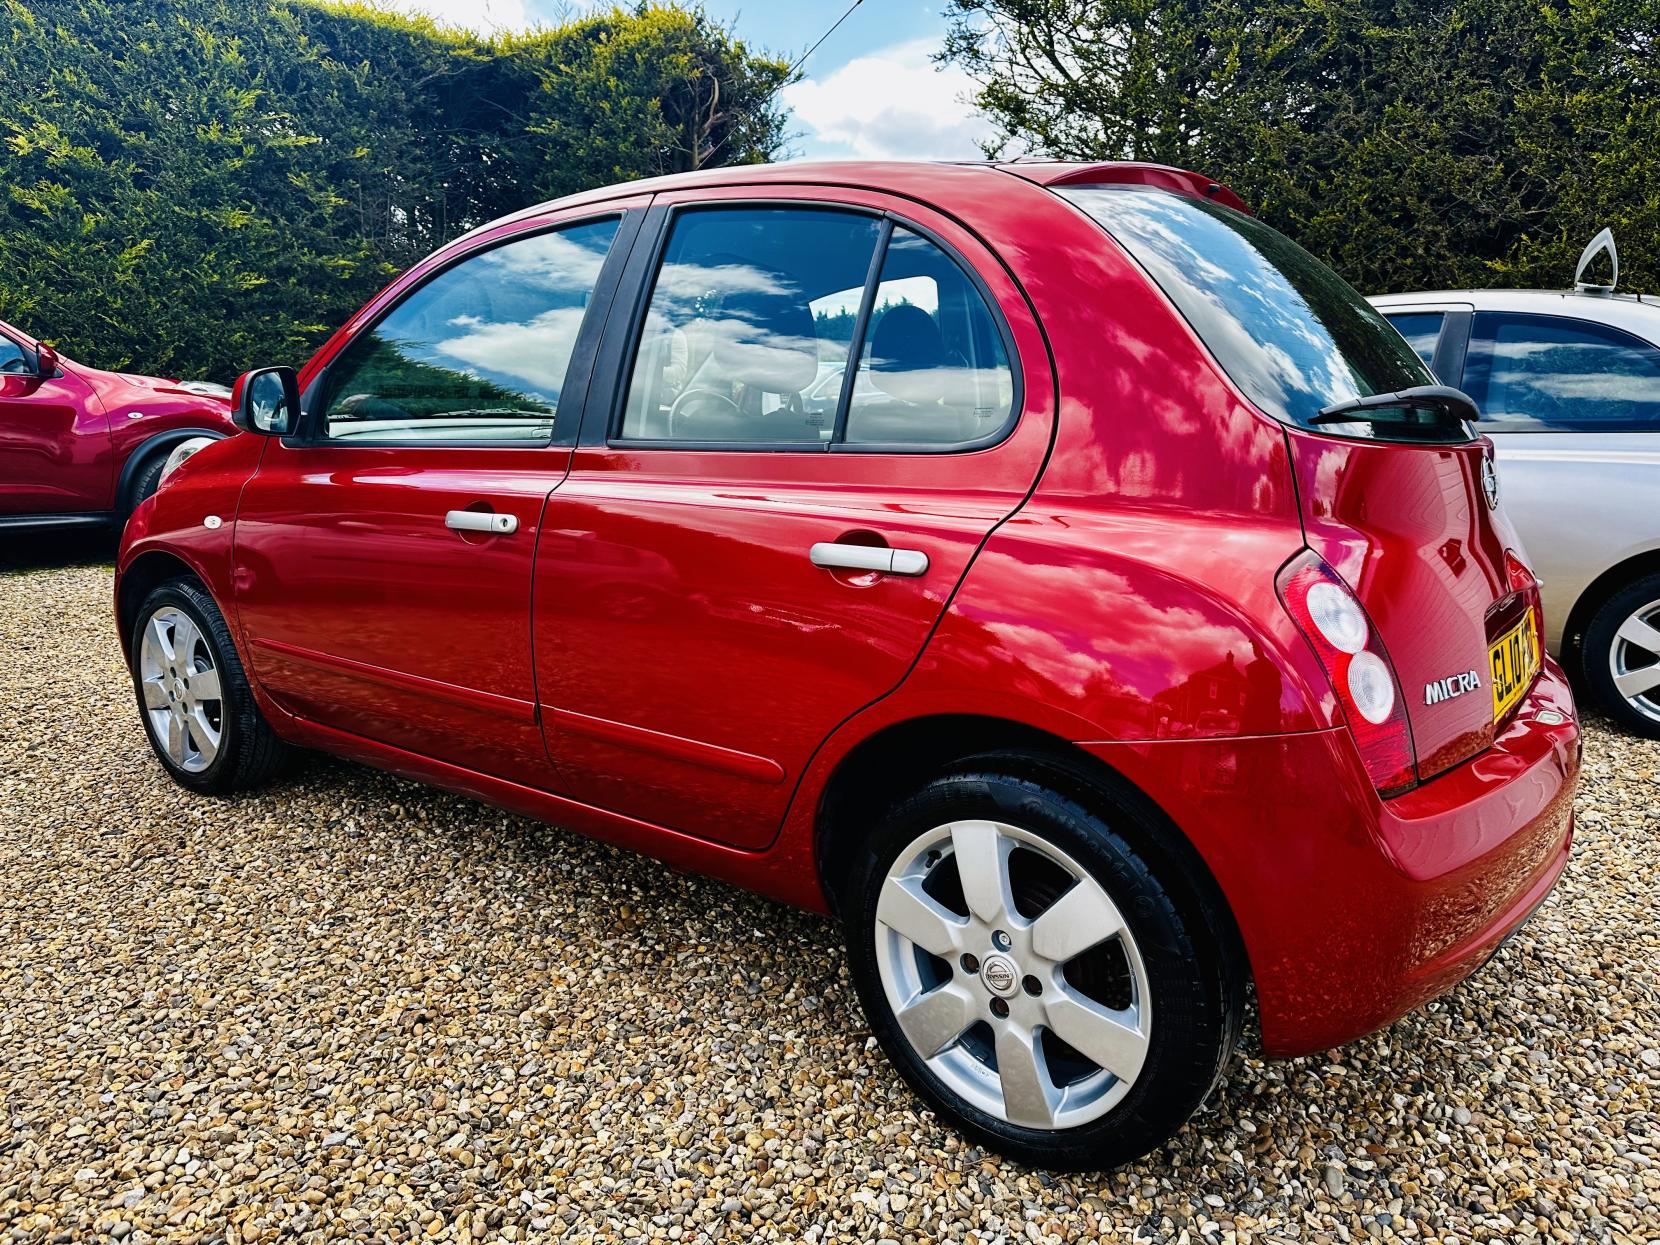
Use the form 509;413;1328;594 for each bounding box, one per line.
231;366;300;436
32;342;59;377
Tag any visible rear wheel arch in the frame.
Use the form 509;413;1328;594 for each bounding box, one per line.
813;713;1250;994
1562;548;1660;657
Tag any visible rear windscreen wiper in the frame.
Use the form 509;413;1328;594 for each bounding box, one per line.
1311;384;1479;425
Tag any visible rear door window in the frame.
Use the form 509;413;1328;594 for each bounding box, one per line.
615;207;1017;449
844;226;1014;446
1463;311;1660;431
1384;312;1445;371
618;207;883;445
1060;186;1457;440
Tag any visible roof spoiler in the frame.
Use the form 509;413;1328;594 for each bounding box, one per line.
1574;228;1618;295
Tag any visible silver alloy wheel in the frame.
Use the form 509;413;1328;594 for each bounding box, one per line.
138;606;224;773
874;819;1153;1131
1610;597;1660;724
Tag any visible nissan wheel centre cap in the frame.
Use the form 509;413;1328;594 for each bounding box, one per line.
981;953;1020;998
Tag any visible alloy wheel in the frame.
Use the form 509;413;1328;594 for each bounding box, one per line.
1609;597;1660;725
138;606;224;773
873;819;1152;1131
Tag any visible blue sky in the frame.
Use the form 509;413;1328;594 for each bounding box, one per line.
377;0;996;160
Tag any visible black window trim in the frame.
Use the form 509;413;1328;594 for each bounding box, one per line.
290;208;642;452
1463;309;1660;433
590;197;1025;456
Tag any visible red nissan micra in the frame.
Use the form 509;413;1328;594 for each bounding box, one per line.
115;161;1579;1169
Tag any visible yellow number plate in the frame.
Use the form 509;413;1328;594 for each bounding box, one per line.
1490;608;1540;721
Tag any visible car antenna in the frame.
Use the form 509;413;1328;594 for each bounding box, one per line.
1573;228;1618;296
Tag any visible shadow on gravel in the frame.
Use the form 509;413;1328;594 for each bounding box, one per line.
0;526;117;571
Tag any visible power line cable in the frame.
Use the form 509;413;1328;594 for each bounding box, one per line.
701;0;867;166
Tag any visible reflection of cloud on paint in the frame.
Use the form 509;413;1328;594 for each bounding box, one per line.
436;306;589;397
782;38;995;160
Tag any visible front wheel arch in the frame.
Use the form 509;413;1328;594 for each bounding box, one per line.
117;428;227;514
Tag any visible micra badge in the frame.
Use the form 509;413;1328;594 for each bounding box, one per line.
1425;670;1481;705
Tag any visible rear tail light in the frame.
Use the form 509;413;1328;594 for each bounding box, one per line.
1278;551;1418;795
1505;550;1547;656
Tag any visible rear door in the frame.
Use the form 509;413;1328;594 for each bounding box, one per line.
533;188;1054;849
234;205;642;787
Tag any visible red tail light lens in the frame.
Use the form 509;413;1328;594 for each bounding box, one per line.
1278;551;1418;796
1505;549;1547;655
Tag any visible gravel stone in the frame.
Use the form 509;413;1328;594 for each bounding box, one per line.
3;555;1658;1243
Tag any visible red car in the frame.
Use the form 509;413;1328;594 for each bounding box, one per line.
114;161;1579;1169
0;318;236;532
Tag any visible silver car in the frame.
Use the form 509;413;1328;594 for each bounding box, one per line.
1372;237;1660;736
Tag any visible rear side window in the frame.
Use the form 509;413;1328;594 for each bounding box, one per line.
320;218;620;444
1385;312;1445;371
617;206;1016;449
844;226;1014;446
1060;187;1454;440
1463;312;1660;431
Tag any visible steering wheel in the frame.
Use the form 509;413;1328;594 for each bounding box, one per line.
668;387;742;438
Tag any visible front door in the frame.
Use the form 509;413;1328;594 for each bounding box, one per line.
534;191;1053;849
0;335;112;515
234;209;639;785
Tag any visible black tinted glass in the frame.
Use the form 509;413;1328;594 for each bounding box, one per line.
1465;312;1660;431
1385;312;1445;372
1061;187;1448;437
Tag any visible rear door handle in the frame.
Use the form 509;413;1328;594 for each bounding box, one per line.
809;542;929;577
445;509;518;535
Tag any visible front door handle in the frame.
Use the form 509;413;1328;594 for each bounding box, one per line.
445;509;517;535
809;542;929;577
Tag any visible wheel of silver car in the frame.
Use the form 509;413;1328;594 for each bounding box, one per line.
139;605;223;773
874;819;1152;1131
1582;572;1660;739
1608;597;1660;725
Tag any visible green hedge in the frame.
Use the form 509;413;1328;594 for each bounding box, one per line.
0;0;788;380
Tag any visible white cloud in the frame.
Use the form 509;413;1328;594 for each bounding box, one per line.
781;37;995;161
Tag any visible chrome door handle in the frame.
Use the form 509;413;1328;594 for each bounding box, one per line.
445;509;517;535
809;542;929;577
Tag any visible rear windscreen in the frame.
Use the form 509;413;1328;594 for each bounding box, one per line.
1060;186;1456;438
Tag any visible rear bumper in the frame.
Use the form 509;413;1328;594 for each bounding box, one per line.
1081;657;1579;1057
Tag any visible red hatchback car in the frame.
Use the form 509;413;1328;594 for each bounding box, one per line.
1;318;235;532
115;161;1579;1169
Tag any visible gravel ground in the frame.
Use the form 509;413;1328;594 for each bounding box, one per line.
1;552;1657;1245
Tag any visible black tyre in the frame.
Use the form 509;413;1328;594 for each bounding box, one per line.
1579;571;1660;738
122;452;169;521
838;755;1243;1171
129;579;290;793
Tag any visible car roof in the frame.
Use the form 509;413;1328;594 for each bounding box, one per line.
1370;287;1660;340
449;159;1248;249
